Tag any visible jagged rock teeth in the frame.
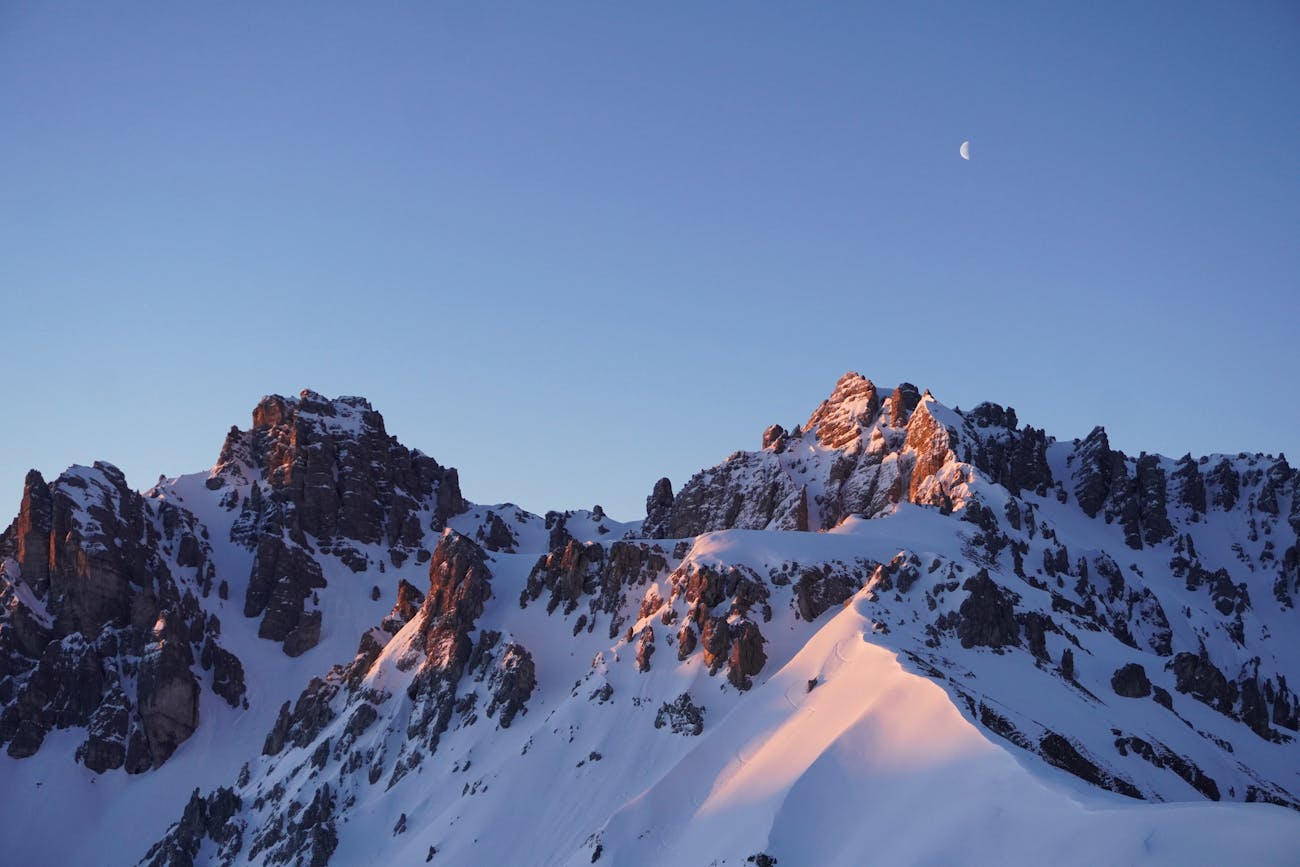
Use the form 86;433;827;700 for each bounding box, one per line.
1072;426;1117;519
646;375;1053;534
804;371;880;450
222;389;470;652
643;477;675;539
0;463;241;773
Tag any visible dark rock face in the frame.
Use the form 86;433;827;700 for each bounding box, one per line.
888;383;921;428
275;676;340;756
421;531;493;634
667;452;805;537
699;617;731;674
1067;434;1181;551
263;701;293;757
1256;457;1292;517
484;642;536;728
0;464;242;773
524;540;605;615
1111;663;1152;698
136;625;201;766
1171;455;1207;517
762;424;788;452
382;580;426;634
246;535;325;648
1114;735;1220;800
635;627;656;672
1168;652;1299;740
965;402;1017;431
1171;652;1236;715
956;570;1020;649
653;692;705;736
476;510;518;553
1038;732;1141;799
1072;427;1121;519
227;392;466;553
643;560;775;688
726;621;767;690
794;565;862;621
1060;648;1075;680
140;786;244;867
643;478;675;539
523;538;668;640
1128;454;1174;549
1206;458;1240;511
214;390;467;655
282;611;323;658
677;623;698;659
404;531;495;756
962;404;1053;497
201;638;246;708
11;470;53;595
79;687;130;773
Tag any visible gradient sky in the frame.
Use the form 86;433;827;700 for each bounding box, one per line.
2;2;1297;521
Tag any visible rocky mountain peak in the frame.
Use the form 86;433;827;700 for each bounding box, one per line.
0;460;244;773
903;395;958;505
804;371;881;450
12;468;53;595
249;390;380;435
211;390;467;655
799;372;929;454
652;373;970;535
421;530;493;629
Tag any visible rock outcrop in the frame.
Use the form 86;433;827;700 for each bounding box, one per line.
213;390;467;655
1111;663;1152;698
641;374;1059;535
0;464;243;772
642;478;675;540
955;570;1020;650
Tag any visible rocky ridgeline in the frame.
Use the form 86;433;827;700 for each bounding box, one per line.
0;463;244;773
141;530;538;867
643;371;1297;559
0;389;471;777
3;373;1299;866
210;390;466;656
642;372;1297;662
643;375;972;537
638;372;1300;804
521;533;774;689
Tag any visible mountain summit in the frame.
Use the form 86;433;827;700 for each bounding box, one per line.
2;376;1298;865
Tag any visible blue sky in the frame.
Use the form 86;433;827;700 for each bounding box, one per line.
2;2;1296;520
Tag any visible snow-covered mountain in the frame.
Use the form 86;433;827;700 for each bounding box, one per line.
2;376;1298;865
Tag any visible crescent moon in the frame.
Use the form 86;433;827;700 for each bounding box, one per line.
959;141;970;160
